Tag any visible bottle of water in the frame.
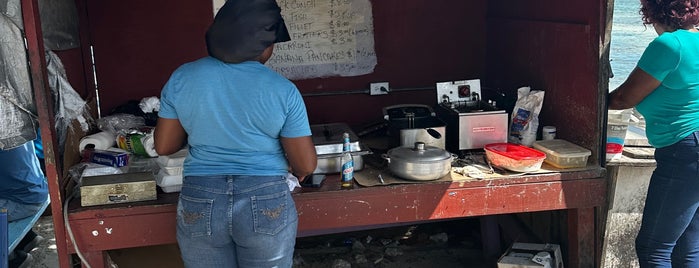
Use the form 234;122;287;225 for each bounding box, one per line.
340;132;354;189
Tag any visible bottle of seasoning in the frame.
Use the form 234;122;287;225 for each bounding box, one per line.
340;132;354;189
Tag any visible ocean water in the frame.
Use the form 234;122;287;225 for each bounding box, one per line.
609;0;658;90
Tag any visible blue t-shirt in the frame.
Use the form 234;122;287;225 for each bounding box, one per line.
159;57;311;176
636;29;699;148
0;141;48;204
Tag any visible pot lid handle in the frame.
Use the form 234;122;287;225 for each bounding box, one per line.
413;142;426;151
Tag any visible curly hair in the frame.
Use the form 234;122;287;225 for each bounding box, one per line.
640;0;699;29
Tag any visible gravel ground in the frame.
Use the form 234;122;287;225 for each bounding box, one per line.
25;216;59;268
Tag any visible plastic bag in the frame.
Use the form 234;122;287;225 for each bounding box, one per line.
508;87;545;146
96;114;146;135
138;96;160;113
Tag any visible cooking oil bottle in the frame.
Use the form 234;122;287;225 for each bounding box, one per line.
340;132;354;189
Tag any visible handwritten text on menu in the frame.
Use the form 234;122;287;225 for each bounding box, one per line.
212;0;377;80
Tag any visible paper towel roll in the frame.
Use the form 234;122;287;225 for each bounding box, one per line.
116;132;159;157
79;131;116;151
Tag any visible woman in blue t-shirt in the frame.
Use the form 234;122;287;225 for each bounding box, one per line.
609;0;699;265
154;0;317;267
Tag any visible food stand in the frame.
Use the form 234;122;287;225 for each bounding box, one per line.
19;0;613;267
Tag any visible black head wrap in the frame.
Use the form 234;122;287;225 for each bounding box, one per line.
206;0;291;63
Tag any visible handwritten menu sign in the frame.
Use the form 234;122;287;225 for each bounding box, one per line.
212;0;377;80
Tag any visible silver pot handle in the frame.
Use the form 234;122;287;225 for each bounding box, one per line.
426;128;442;139
381;153;390;163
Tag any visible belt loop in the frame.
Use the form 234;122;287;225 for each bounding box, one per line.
693;131;699;145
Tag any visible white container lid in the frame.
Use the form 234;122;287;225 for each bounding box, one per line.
156;147;188;167
156;169;183;188
533;139;591;157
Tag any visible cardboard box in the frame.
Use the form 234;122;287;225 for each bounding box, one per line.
497;242;563;268
87;149;129;167
80;172;157;206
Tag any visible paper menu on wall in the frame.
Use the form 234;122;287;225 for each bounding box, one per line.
212;0;377;80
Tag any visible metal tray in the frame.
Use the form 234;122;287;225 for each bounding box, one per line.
313;150;371;174
311;123;361;154
310;123;371;173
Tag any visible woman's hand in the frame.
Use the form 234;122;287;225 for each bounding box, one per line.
154;117;187;155
281;136;317;180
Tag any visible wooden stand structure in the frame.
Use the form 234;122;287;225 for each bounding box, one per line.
18;0;614;267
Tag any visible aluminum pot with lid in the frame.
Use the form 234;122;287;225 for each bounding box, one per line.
382;142;455;181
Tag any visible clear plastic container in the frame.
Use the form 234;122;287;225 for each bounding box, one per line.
533;139;591;169
484;143;546;172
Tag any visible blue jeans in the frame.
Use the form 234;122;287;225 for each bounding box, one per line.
0;199;44;222
176;175;298;268
636;131;699;267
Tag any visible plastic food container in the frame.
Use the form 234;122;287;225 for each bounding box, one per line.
484;143;546;172
155;169;182;193
160;165;183;176
533;139;591;169
156;147;188;167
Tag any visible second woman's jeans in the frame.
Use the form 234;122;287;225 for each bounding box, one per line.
176;175;297;268
636;131;699;267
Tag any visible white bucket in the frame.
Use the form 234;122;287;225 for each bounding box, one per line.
606;109;632;161
606;123;628;161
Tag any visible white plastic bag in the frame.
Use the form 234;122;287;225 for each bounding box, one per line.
508;87;545;146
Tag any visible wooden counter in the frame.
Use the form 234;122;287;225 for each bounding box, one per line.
64;166;606;268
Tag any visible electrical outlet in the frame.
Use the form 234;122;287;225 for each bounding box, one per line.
370;82;389;95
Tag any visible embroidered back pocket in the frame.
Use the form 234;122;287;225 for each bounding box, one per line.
251;190;290;235
177;195;214;237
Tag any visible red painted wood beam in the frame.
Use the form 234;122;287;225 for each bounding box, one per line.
294;176;606;237
20;0;71;267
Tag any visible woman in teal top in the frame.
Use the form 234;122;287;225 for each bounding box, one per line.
609;0;699;266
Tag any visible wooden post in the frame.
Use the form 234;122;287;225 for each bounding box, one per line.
20;0;71;267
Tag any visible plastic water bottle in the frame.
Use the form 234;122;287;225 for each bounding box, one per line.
340;132;354;189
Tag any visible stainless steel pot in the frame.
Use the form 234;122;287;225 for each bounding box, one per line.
382;142;455;181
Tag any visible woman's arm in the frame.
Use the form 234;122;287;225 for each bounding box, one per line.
154;117;187;155
608;67;661;110
280;136;317;180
